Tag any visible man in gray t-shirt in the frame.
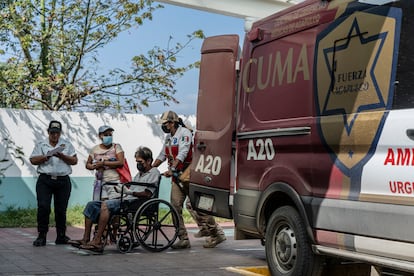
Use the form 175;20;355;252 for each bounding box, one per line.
68;146;159;253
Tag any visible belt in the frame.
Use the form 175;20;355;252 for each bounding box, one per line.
39;173;69;180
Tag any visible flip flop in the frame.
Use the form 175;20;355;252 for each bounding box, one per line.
79;243;104;254
68;239;88;248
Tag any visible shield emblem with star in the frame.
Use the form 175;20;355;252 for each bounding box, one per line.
314;6;401;176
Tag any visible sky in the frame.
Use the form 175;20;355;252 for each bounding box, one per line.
97;3;246;116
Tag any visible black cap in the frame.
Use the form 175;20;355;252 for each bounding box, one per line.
48;120;62;133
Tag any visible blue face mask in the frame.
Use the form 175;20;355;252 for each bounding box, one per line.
102;136;113;146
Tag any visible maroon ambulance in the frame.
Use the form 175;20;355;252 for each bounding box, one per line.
189;0;414;275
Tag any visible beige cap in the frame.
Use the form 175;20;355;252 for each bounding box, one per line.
158;110;179;124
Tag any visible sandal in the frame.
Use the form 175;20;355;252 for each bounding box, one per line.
68;239;89;248
79;243;104;253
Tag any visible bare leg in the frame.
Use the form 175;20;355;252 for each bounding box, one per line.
68;216;92;246
83;217;93;242
90;201;110;245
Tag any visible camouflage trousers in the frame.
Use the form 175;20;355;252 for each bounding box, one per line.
185;198;225;238
170;180;224;240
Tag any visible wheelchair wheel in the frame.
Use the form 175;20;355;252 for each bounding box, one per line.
133;198;179;252
117;232;133;253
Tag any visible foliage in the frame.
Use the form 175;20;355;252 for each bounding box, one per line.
0;0;205;113
66;204;86;226
0;205;84;227
0;205;37;227
0;205;230;227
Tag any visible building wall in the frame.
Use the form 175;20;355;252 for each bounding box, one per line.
0;108;195;211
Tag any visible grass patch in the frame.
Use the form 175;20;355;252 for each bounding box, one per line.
0;206;38;227
0;204;232;228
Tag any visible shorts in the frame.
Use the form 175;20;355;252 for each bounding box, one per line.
83;199;121;223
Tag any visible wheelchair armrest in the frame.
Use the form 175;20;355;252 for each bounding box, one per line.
101;182;120;187
123;181;160;200
126;181;158;190
97;182;120;201
99;182;129;202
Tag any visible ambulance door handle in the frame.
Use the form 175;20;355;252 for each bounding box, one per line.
406;129;414;141
197;142;206;151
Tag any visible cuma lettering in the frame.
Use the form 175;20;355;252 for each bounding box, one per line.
242;44;310;93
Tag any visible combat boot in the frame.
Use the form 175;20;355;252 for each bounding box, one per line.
203;233;226;248
171;238;191;249
194;228;210;238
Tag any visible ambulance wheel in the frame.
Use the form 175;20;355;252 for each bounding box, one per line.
265;206;323;276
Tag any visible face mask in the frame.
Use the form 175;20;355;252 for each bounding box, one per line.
136;162;145;172
161;125;170;133
102;136;113;146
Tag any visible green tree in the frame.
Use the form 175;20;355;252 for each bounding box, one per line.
0;0;204;112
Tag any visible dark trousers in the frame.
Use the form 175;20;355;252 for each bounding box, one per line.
35;174;72;234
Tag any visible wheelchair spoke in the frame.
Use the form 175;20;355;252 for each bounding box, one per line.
157;210;173;224
157;227;174;242
132;198;179;252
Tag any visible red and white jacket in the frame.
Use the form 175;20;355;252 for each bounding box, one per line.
156;126;192;171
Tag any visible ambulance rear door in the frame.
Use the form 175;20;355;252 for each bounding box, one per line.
189;35;239;218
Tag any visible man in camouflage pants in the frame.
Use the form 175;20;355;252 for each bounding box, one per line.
186;198;226;248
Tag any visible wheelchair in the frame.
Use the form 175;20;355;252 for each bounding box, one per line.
96;179;179;253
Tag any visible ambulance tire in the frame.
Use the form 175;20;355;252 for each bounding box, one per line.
265;206;323;276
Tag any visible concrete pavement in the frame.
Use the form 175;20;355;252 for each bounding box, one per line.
0;223;269;276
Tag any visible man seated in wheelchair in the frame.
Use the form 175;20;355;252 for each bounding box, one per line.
68;146;160;253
